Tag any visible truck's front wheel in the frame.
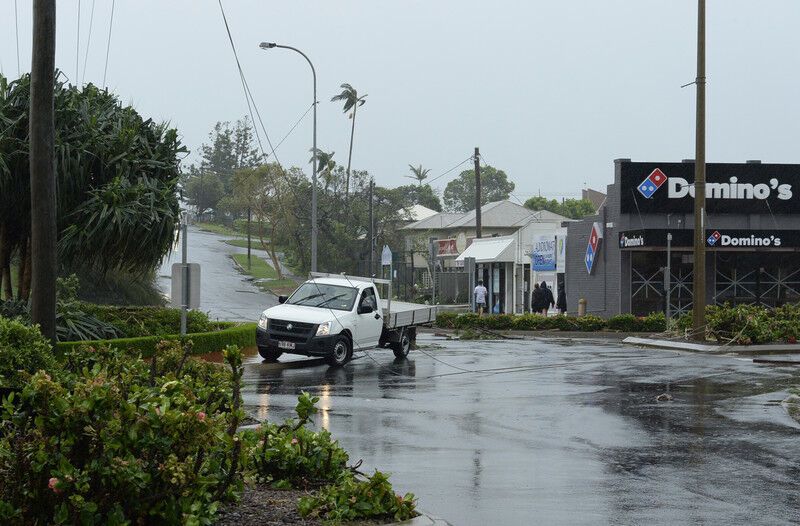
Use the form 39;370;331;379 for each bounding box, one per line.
258;346;283;362
328;336;352;367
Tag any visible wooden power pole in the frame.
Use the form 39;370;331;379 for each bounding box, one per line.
368;178;374;275
29;0;57;342
691;0;707;340
474;147;482;239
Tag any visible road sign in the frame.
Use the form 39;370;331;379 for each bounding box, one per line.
381;245;392;266
171;263;201;309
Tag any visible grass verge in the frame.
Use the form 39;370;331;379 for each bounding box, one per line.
196;222;243;237
225;238;271;250
231;254;298;296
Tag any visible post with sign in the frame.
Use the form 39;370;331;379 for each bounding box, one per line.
665;232;672;323
171;213;201;336
381;245;393;312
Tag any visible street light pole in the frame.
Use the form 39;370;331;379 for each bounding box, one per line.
259;42;318;272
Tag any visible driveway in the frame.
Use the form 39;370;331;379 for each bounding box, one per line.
157;226;277;321
240;336;800;525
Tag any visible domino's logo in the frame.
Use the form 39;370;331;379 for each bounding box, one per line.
707;230;721;246
637;168;668;198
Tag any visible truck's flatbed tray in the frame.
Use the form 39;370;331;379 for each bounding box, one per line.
380;300;437;329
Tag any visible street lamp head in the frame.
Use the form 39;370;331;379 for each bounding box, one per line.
259;42;277;49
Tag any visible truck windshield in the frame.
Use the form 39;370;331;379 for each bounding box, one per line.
286;283;358;311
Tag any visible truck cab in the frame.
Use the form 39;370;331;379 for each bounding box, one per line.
256;277;385;366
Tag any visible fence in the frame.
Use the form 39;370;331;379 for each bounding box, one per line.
354;253;468;304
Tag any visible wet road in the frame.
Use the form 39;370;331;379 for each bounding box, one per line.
158;227;276;321
241;337;800;525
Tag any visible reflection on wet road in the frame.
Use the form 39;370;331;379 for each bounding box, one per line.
241;336;800;525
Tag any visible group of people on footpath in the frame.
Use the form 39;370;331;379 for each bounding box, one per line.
473;280;567;316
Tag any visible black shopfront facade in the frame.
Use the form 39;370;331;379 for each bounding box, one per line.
565;160;800;318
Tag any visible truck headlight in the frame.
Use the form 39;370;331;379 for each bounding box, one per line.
316;321;331;336
258;313;269;330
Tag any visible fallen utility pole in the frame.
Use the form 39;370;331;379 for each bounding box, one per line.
692;0;707;341
475;147;482;238
29;0;57;342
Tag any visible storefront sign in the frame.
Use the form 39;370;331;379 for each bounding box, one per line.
618;229;800;249
436;238;459;257
532;235;557;271
585;223;603;274
556;235;567;271
619;162;800;214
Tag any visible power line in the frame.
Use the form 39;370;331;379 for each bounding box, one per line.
81;0;96;85
426;156;473;185
273;102;315;154
217;0;281;166
102;0;115;88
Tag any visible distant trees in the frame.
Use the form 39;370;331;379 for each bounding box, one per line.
443;165;515;212
524;196;596;219
408;164;431;186
331;83;367;197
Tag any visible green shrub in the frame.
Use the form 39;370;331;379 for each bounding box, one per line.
573;315;606;332
706;303;773;344
607;313;640;332
55;322;256;357
298;470;416;523
640;311;667;332
248;392;349;488
453;312;481;330
0;300;29;321
482;314;515;330
0;316;58;389
81;305;214;337
511;314;547;331
0;342;246;525
434;311;457;329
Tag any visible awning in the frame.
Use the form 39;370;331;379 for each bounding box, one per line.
455;237;517;263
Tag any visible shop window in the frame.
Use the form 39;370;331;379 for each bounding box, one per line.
631;252;693;317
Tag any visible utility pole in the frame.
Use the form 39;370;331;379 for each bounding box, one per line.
368;178;374;275
247;206;252;270
474;147;482;239
691;0;707;340
29;0;57;342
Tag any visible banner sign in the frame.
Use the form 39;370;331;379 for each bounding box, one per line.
585;223;603;274
556;235;566;271
532;235;557;271
436;238;459;257
619;162;800;214
618;229;800;249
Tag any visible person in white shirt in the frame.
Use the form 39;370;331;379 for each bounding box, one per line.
474;280;488;316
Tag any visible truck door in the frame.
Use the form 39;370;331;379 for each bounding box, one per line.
355;287;383;349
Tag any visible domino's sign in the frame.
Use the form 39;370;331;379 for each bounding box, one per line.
585;222;603;274
620;161;800;214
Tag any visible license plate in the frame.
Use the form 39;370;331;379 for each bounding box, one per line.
278;341;295;350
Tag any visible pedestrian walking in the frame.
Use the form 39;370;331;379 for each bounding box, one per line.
557;287;567;314
540;281;555;316
531;282;545;315
474;280;488;316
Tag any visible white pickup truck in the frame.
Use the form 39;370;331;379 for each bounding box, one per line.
256;273;437;366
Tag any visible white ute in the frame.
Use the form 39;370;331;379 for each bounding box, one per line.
256;273;437;366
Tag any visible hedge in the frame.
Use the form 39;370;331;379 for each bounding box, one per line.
55;322;257;357
435;311;667;333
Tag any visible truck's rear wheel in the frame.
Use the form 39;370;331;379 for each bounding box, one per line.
328;336;352;367
391;331;411;359
258;346;283;362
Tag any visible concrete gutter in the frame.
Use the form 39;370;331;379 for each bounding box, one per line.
389;511;451;526
623;336;800;355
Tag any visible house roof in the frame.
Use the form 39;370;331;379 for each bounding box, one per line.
397;204;439;222
402;200;570;231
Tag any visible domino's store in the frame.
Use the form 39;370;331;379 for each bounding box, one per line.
564;159;800;318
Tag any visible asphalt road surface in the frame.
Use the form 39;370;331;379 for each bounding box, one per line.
240;336;800;525
158;226;276;321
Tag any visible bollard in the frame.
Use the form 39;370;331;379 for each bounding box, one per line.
578;298;587;317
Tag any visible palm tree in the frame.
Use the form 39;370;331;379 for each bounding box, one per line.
330;83;367;198
406;164;431;186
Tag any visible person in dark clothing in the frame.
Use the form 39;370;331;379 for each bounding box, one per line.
556;287;567;314
540;281;555;315
531;282;545;314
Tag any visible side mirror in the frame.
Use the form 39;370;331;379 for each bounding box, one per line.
278;295;288;304
358;304;374;314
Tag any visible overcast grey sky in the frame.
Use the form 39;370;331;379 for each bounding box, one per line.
2;1;799;200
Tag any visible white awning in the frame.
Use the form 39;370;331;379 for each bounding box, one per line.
455;237;517;263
